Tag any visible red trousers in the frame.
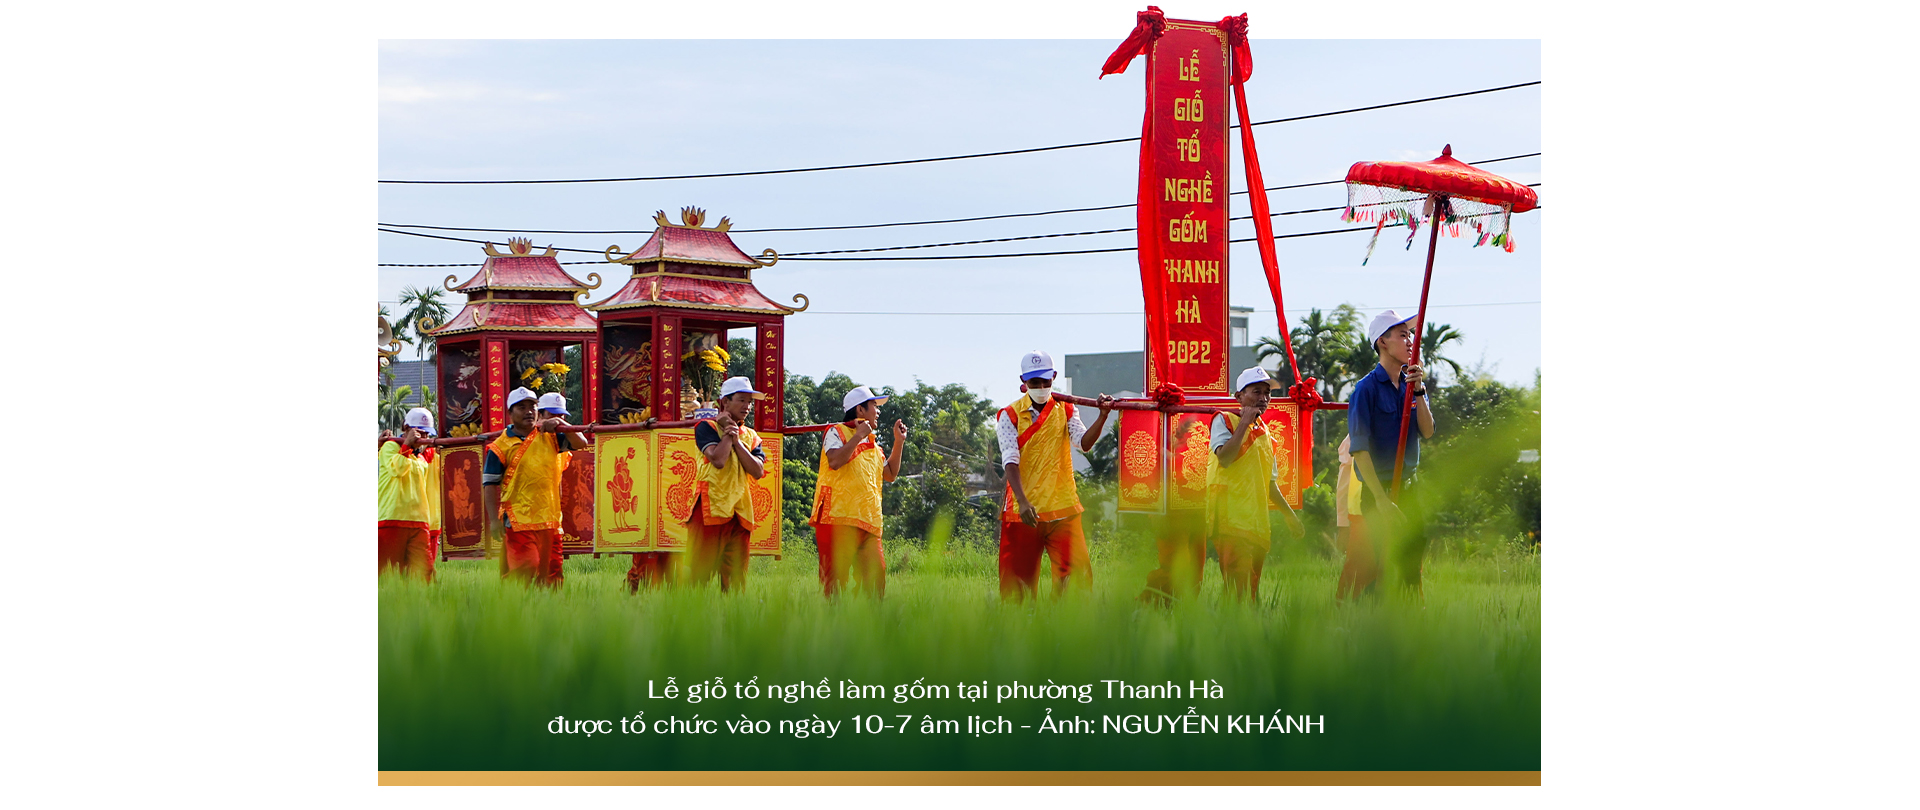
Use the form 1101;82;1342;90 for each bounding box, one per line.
1215;537;1266;602
500;527;564;587
1139;510;1206;604
815;523;886;598
998;514;1090;601
625;551;677;593
690;516;751;593
377;525;436;583
1336;515;1381;601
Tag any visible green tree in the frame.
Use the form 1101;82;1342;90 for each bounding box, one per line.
780;457;819;547
561;344;584;418
1083;429;1119;481
1421;322;1466;387
1415;363;1540;555
378;384;414;432
393;285;452;362
725;337;755;379
1255;304;1368;401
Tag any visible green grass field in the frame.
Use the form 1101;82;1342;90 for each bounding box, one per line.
379;538;1539;771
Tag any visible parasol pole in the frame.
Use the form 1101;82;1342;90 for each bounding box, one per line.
1390;192;1445;501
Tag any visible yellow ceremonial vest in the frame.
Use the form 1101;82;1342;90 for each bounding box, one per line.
490;429;565;532
697;419;762;528
1210;412;1275;551
812;423;885;535
424;448;442;532
1001;397;1082;523
377;441;434;527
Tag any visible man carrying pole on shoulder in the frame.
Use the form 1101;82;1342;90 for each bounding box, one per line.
1347;310;1437;597
690;376;767;594
811;385;905;598
378;407;441;582
1209;368;1304;602
483;386;586;587
996;350;1114;601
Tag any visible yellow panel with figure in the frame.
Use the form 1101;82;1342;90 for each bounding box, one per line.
593;432;656;552
653;428;700;552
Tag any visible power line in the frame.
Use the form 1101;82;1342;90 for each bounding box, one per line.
379;207;1541;266
377;82;1540;185
378;223;1370;263
375;153;1540;236
803;300;1539;315
380;185;1541;263
783;188;1540;256
380;298;1537;314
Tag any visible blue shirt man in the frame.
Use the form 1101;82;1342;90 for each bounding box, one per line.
1347;310;1436;495
1348;363;1424;483
1346;309;1437;597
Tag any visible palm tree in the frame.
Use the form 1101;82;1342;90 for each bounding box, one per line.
393;285;452;362
378;384;414;432
1254;304;1368;401
1420;322;1466;387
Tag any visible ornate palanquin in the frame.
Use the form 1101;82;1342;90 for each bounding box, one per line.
428;238;602;559
590;208;802;558
1115;398;1306;517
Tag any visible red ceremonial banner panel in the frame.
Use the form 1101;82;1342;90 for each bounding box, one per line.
560;445;595;553
1116;408;1167;513
1165;410;1216;512
1141;20;1231;396
1262;402;1303;510
439;445;486;556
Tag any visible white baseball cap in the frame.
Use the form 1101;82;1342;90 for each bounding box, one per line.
1234;367;1274;393
507;387;538;409
1366;309;1418;349
1019;350;1056;381
841;385;889;414
537;392;568;415
404;407;436;436
718;376;766;400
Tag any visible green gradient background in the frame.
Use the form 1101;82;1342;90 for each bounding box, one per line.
379;547;1539;770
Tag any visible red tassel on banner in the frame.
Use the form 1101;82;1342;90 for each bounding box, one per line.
1099;6;1166;78
1150;382;1187;409
1105;6;1173;391
1224;16;1300;387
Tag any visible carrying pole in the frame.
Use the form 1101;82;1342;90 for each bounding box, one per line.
1390;193;1445;501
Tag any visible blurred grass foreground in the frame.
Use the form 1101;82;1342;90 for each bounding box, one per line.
380;531;1539;772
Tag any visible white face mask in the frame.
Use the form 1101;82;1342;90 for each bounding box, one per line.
1027;385;1051;405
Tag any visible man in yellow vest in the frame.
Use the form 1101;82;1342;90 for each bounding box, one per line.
1209;367;1304;602
378;407;440;582
690;376;768;593
997;350;1114;600
811;385;905;598
483;386;587;587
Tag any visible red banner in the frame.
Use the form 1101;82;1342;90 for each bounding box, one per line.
439;445;486;557
1132;19;1232;397
560;445;595;553
1165;410;1215;511
1261;402;1303;510
1116;408;1166;513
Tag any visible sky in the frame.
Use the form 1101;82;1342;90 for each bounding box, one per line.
378;38;1540;405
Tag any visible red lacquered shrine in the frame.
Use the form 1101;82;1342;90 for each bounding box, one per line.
588;208;802;561
591;207;800;430
425;237;603;559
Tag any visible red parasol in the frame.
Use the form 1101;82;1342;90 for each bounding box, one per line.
1340;145;1536;498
